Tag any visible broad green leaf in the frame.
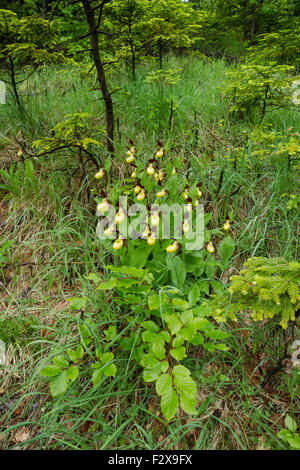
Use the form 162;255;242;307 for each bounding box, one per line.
170;346;186;361
140;353;160;369
171;298;189;309
180;392;197;415
173;364;191;378
85;272;102;284
68;296;87;310
40;365;61;377
174;374;197;397
67;366;79;382
205;329;229;340
188;285;200;307
92;368;103;387
181;324;196;341
99;352;114;364
53;355;69;368
164;313;182;334
219;236;235;263
285;415;297;433
67;345;84;362
161;388;179;421
102;363;117;377
141;321;159;332
143;363;161;382
156;373;172;396
152;339;166;360
50;370;69;397
148;294;160;310
97;279;117;290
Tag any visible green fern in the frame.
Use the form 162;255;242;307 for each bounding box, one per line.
207;257;300;329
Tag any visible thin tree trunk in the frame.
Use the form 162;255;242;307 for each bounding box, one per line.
9;57;21;108
81;0;114;154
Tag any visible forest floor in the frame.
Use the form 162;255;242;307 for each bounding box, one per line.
0;56;299;450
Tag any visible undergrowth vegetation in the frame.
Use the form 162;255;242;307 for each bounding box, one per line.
0;0;299;451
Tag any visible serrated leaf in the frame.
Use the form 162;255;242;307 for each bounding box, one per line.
50;370;69;397
174;373;197;397
92;368;103;387
68;296;87;310
67;345;84;362
152;339;165;360
173;364;191;378
67;366;79;382
141;321;159;332
156;373;172;396
219;236;235;263
53;355;69;368
148;294;160;310
143;363;161;382
40;365;61;377
140;353;160;369
102;362;117;377
285;415;297;433
97;279;117;290
170;346;186;361
180;392;197;415
161;388;179;421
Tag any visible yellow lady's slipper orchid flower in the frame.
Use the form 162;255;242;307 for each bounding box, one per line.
197;188;202;197
97;199;109;214
151;213;160;227
194;199;199;207
142;226;150;238
183;189;189;200
126;155;135;164
95;169;105;179
131;170;136;178
206;241;215;254
147;164;155;176
154;172;159;182
113;239;124;250
17;149;23;158
104;226;114;236
137;191;145;201
223;221;230;231
183;222;190;233
166;241;179;253
156;148;164;158
115;211;125;224
147;235;156;246
156;189;166;198
134;185;142;194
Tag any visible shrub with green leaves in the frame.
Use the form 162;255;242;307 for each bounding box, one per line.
248;27;300;67
85;265;229;421
277;415;300;450
40;297;117;398
223;62;296;119
40;143;235;421
0;9;73;106
94;142;235;288
207;257;300;329
227;126;300;168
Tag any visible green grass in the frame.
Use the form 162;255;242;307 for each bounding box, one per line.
0;55;299;450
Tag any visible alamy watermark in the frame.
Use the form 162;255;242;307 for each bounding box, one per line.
96;197;205;251
0;80;6;104
0;339;6;365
